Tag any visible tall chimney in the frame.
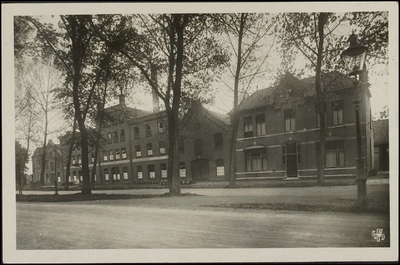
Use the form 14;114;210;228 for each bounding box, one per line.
151;63;160;113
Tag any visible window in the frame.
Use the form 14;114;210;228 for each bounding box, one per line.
72;157;76;165
178;138;184;152
148;164;155;179
194;139;203;156
159;141;166;155
109;150;114;160
284;109;295;132
135;145;141;158
90;153;95;163
112;168;120;181
244;116;253;137
214;133;223;148
73;171;77;182
78;155;81;164
147;143;153;156
121;147;127;159
123;167;128;180
158;122;165;134
103;151;108;162
179;162;186;178
325;140;345;168
115;149;120;160
216;159;225;176
245;148;267;172
137;165;143;179
134;126;140;139
161;163;167;178
256;114;266;136
113;131;119;143
57;172;61;183
120;129;125;142
332;100;344;126
146;124;152;137
107;133;112;144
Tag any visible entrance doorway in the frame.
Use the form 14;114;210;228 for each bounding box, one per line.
191;159;210;181
283;142;300;177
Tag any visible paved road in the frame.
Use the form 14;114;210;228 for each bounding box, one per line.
17;186;390;249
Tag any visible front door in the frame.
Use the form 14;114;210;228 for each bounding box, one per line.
286;154;298;177
285;142;298;177
191;159;210;181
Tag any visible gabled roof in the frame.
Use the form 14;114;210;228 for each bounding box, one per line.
203;108;231;126
239;71;355;111
105;103;153;121
373;119;389;144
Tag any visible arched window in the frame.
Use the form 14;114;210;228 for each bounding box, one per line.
158;122;165;134
134;126;140;139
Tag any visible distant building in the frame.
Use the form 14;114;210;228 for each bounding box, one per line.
47;94;230;186
234;71;374;180
31;139;65;185
373;119;389;172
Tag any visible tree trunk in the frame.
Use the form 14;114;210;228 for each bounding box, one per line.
229;14;245;188
316;13;327;185
78;121;91;194
21;113;33;194
39;110;48;187
64;119;77;190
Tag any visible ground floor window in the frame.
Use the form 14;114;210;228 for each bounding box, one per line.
122;167;128;180
148;164;155;178
245;148;267;172
57;172;61;183
325;140;345;168
161;163;167;178
137;165;143;179
216;159;225;176
104;169;109;181
112;167;120;180
179;162;186;178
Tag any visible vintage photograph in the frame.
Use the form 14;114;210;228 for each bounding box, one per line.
3;2;398;263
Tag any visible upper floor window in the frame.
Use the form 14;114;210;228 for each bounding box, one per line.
107;132;112;144
146;124;152;137
71;157;76;166
214;133;223;148
284;109;295;132
255;114;266;136
134;126;140;139
113;131;119;143
244;116;253;138
135;145;141;158
120;129;125;142
194;139;203;156
109;150;114;160
147;143;153;156
158;122;165;134
77;155;81;164
90;152;95;163
159;141;166;155
332;100;343;126
115;149;120;160
103;151;108;161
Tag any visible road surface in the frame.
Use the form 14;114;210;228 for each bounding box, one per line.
16;185;390;249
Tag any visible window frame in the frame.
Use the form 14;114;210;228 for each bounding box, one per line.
255;113;266;136
244;116;253;138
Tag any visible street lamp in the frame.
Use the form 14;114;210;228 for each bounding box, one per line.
341;33;368;209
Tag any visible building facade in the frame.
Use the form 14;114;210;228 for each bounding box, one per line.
235;72;374;180
31;139;65;185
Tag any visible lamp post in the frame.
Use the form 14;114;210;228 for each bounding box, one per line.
341;33;368;209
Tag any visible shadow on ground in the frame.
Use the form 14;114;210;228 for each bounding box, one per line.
16;192;201;203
